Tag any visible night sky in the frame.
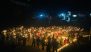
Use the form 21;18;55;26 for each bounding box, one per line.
0;0;91;30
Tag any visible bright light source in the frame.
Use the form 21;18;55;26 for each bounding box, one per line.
58;13;66;20
59;13;66;17
40;14;43;17
2;30;7;35
37;14;45;19
57;43;69;52
35;13;47;20
90;13;91;16
72;14;77;17
58;11;71;22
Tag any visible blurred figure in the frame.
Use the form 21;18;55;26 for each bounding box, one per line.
36;37;40;48
52;36;59;52
41;37;45;50
0;33;5;48
16;34;22;46
22;36;27;46
32;35;36;47
46;37;52;52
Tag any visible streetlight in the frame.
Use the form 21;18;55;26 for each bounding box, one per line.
72;14;77;18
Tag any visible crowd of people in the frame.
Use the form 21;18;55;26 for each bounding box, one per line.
1;26;84;52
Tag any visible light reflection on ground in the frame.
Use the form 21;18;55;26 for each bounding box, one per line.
57;38;77;52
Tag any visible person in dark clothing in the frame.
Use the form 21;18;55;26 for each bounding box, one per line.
9;35;15;47
22;37;27;46
0;33;5;48
16;34;22;46
6;34;10;46
52;38;58;52
36;37;40;48
41;37;45;50
32;36;36;47
46;37;52;52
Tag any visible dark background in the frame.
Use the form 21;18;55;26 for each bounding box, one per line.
0;0;91;32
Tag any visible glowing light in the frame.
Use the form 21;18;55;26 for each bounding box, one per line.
58;13;66;20
40;14;43;17
62;36;67;39
36;13;47;20
90;13;91;16
66;17;70;22
68;11;71;16
2;30;7;35
37;14;45;19
73;38;77;42
2;30;7;33
20;26;24;30
59;13;65;17
57;38;77;52
57;43;69;52
72;14;77;17
58;11;71;22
